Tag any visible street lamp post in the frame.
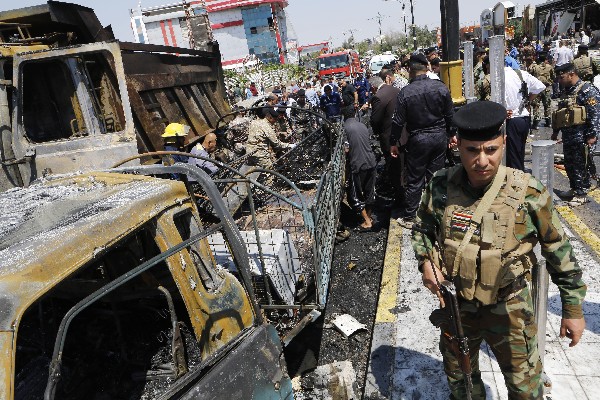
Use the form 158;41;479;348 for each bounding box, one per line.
409;0;416;50
384;0;416;50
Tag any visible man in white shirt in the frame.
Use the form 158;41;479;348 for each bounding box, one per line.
579;30;590;45
553;40;574;66
504;67;546;170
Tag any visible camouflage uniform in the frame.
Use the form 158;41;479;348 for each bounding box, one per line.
475;74;491;101
246;118;290;169
557;80;600;195
573;55;599;83
528;61;554;125
412;165;587;400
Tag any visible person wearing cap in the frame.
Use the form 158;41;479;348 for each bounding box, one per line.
573;44;599;83
390;53;455;229
412;100;587;400
319;84;343;121
503;60;546;171
473;47;487;85
475;56;491;101
246;107;294;169
162;122;190;165
353;72;371;108
528;51;555;129
188;131;219;175
552;62;600;206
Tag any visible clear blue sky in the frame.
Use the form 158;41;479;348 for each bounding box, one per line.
13;0;549;45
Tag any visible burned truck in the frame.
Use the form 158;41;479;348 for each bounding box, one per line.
0;166;295;400
0;1;230;192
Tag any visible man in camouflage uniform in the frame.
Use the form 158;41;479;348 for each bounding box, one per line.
528;52;555;129
412;101;586;400
552;63;600;206
246;107;294;169
475;56;491;101
573;44;599;83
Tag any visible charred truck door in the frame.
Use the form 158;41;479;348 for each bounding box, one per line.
11;42;137;185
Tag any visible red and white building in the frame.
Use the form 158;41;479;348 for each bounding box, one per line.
130;0;297;69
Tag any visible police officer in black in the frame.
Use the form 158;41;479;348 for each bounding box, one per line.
390;53;456;228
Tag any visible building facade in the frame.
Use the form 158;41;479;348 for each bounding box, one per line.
131;0;295;69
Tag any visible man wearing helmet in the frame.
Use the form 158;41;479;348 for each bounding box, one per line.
162;123;191;165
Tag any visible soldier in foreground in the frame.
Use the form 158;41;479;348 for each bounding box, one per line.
412;101;587;399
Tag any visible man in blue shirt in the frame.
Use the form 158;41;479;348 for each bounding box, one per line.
319;84;342;121
354;73;371;106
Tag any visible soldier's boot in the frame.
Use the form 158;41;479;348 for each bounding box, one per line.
531;119;539;130
545;117;551;127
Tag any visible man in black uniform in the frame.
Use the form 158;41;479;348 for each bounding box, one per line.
391;53;455;228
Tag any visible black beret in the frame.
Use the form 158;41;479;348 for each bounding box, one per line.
555;63;575;74
474;47;486;54
297;89;306;96
409;53;429;66
424;47;437;55
578;44;589;51
453;101;506;141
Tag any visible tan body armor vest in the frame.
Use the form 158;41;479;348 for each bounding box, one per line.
530;63;553;86
573;56;594;81
552;82;587;129
441;166;536;305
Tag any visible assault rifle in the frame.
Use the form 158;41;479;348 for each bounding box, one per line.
413;223;473;400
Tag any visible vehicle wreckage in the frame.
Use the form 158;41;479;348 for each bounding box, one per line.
0;2;347;399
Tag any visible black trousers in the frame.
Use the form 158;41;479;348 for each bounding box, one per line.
506;116;530;171
347;167;376;213
402;131;447;219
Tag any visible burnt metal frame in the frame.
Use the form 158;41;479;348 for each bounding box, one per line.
43;164;262;400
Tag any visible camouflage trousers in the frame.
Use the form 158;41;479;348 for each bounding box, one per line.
531;87;552;122
563;139;591;196
441;286;543;400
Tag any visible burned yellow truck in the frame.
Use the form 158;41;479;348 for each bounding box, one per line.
0;1;230;192
0;167;294;399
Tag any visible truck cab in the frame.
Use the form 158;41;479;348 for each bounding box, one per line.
0;170;293;399
317;50;361;80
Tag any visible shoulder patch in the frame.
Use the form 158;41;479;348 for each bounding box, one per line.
587;97;597;107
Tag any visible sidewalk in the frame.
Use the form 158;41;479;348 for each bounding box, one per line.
365;218;600;400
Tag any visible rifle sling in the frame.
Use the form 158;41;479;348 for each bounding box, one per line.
451;165;507;278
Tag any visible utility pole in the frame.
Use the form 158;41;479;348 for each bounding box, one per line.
368;12;387;38
402;1;408;49
343;29;358;47
409;0;416;50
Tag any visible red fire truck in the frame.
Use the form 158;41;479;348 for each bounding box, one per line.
317;50;362;80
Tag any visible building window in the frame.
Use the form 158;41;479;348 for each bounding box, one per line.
250;27;257;34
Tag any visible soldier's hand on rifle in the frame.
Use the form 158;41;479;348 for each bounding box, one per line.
586;136;597;146
560;317;586;347
421;259;446;308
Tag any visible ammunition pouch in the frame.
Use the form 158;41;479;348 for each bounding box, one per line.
552;105;587;129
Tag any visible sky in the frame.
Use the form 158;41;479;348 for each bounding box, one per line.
12;0;551;46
